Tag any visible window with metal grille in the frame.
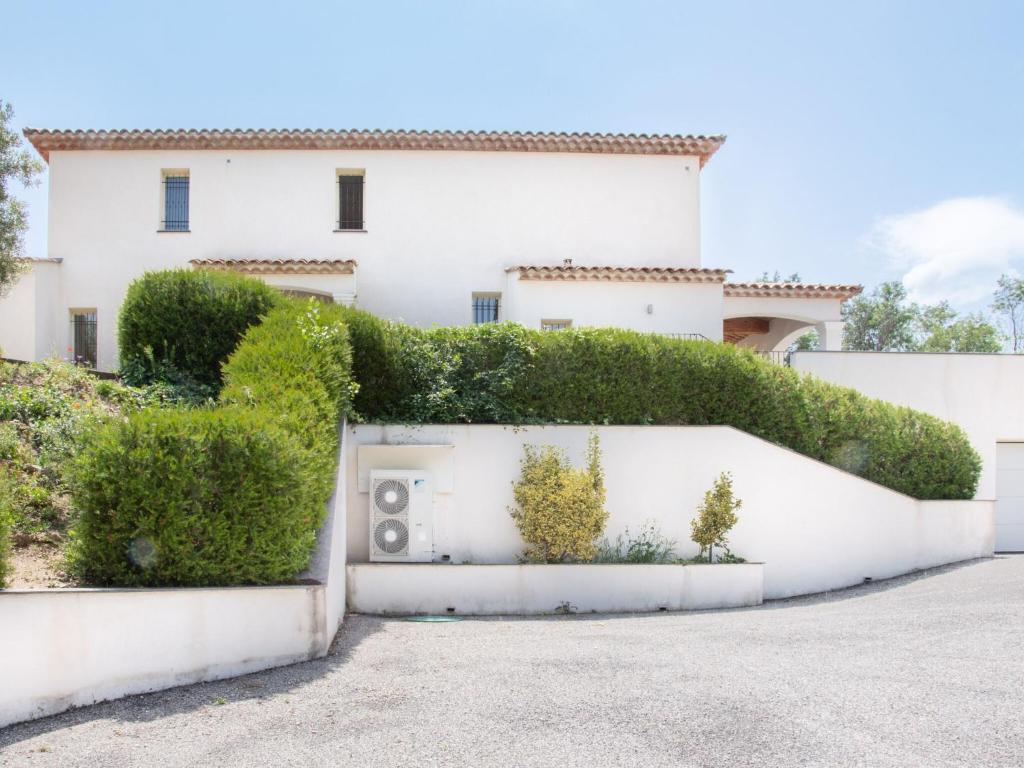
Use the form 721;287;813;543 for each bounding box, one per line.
161;172;190;231
472;294;500;324
70;311;97;368
541;319;572;331
337;174;365;230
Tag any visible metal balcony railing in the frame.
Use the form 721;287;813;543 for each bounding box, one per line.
662;333;711;341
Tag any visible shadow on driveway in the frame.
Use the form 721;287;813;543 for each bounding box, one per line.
0;612;388;748
0;555;1005;748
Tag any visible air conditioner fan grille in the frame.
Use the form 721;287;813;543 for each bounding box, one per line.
374;518;410;555
373;479;409;515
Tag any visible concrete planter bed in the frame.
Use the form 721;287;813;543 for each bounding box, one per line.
346;562;764;615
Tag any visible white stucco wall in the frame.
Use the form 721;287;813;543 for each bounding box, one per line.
504;275;724;339
0;585;326;728
346;424;994;599
791;351;1024;550
0;261;62;362
33;148;702;370
259;272;357;304
300;422;349;638
0;269;37;360
347;563;764;615
791;352;1024;501
723;295;843;324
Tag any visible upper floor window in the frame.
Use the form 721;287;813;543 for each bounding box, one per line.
541;319;572;331
472;293;500;324
160;170;190;231
70;310;97;368
337;170;365;230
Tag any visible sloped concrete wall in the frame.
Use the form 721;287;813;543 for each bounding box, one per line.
347;424;994;599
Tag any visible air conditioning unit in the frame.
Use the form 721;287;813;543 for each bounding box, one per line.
369;469;434;562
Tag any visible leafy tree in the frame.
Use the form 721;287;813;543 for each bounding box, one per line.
756;270;802;283
844;282;1003;353
790;330;819;352
690;472;741;563
0;100;43;296
842;281;920;351
918;302;1002;353
992;274;1024;352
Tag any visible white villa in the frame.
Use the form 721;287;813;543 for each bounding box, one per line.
2;126;1022;552
0;127;1020;731
1;128;859;372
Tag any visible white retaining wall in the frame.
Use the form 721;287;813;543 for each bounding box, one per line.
792;351;1024;552
300;421;350;641
346;424;995;599
347;563;764;615
0;585;325;728
0;425;350;729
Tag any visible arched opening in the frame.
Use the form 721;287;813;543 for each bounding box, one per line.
724;316;817;352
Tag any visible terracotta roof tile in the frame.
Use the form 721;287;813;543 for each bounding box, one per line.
190;258;356;275
23;128;726;165
508;265;731;283
724;282;862;300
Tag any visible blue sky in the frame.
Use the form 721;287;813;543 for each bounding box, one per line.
5;0;1023;311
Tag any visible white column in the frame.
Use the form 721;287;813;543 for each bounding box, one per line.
815;321;845;351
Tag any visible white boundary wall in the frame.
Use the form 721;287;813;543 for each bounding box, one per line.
347;563;764;615
0;425;350;729
0;585;324;728
791;351;1024;550
347;424;994;599
791;351;1024;500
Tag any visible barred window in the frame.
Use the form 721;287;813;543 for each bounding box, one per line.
337;173;365;230
472;294;500;324
161;171;190;231
70;311;97;368
541;319;572;331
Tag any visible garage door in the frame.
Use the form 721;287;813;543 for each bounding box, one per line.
996;443;1024;552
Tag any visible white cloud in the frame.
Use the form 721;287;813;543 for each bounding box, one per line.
868;197;1024;308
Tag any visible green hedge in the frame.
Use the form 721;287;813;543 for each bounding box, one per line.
118;269;280;388
0;470;12;588
69;299;353;587
339;313;980;500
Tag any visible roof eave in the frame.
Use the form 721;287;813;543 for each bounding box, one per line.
22;128;727;166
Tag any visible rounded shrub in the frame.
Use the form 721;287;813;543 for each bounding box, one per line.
510;434;607;562
69;298;356;587
118;269;280;388
67;407;321;587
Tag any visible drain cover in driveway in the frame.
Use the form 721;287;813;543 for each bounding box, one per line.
404;615;464;622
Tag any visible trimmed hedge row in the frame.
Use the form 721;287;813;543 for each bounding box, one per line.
118;269;280;388
68;300;353;587
340;311;980;500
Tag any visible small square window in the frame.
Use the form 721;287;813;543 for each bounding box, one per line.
541;319;572;331
160;170;190;231
472;293;501;324
337;170;365;230
70;310;97;368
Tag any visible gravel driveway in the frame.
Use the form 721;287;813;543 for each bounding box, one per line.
2;555;1022;768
